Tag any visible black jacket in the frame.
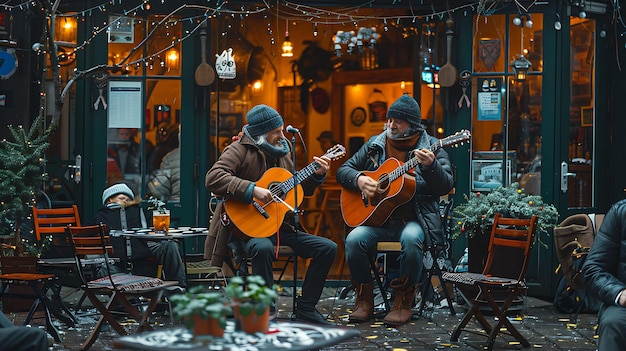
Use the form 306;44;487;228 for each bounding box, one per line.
336;130;454;246
583;199;626;306
91;205;154;259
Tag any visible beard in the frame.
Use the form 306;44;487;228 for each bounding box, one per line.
258;136;290;159
385;123;421;140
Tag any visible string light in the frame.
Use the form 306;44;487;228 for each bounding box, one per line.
281;19;293;57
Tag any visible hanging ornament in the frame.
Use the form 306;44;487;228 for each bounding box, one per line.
215;48;236;80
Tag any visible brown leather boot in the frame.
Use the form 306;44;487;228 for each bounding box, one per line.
383;275;417;326
348;281;374;323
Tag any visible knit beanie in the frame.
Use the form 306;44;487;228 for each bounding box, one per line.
386;94;421;127
102;183;134;205
245;104;284;138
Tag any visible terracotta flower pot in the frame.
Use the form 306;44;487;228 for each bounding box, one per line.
233;303;270;334
191;314;225;337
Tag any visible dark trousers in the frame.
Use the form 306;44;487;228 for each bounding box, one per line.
597;303;626;351
0;310;49;351
147;240;186;287
244;225;337;310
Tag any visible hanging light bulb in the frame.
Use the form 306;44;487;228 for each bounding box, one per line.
282;19;293;57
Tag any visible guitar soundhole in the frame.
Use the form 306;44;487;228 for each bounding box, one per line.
268;182;284;201
377;174;390;193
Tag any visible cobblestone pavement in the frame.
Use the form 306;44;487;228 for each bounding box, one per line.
3;285;598;351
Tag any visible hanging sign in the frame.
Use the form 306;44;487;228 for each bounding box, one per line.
215;48;236;80
108;81;142;128
0;48;18;79
477;78;502;121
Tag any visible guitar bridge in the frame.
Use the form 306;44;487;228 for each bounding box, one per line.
361;192;369;207
252;201;269;219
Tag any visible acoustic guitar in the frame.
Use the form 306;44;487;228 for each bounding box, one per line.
340;130;470;227
225;144;346;239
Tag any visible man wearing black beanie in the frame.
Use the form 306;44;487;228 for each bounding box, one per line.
337;93;454;326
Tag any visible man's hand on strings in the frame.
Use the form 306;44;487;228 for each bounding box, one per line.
414;148;435;167
253;186;273;203
357;175;379;197
313;156;331;176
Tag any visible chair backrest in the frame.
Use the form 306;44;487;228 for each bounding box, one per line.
66;224;116;288
483;213;538;281
32;205;81;258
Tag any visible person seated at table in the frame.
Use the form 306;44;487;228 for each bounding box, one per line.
92;183;186;288
0;309;48;351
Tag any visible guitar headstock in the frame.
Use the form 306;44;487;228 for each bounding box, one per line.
323;144;347;161
441;129;471;148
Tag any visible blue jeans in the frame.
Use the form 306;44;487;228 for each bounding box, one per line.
244;224;337;310
345;220;425;285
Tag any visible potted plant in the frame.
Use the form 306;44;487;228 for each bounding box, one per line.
224;275;278;334
169;286;232;337
450;182;559;272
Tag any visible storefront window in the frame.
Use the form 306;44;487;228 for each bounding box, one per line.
145;79;182;202
567;18;595;208
470;13;543;194
106;16;182;202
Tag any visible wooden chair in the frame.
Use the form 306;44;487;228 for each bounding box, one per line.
31;205;84;305
441;214;538;351
32;205;82;257
0;255;77;342
66;224;178;351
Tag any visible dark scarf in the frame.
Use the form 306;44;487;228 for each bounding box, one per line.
386;133;421;161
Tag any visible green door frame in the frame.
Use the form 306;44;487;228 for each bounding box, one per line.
75;12;213;238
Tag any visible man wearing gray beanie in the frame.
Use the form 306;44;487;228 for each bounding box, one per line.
336;93;454;326
204;104;338;325
91;183;186;288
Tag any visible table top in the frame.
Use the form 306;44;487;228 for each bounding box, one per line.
113;320;359;351
114;227;208;239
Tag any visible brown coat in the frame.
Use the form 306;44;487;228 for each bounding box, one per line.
203;134;324;266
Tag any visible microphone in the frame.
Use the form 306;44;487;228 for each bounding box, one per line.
286;125;299;133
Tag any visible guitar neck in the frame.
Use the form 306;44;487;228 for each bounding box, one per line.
390;142;444;183
279;162;320;196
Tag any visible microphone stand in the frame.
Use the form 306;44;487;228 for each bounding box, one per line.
289;130;299;319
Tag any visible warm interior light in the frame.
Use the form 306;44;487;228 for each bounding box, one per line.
281;19;293;57
166;48;179;69
63;18;73;30
281;38;293;57
510;55;532;82
251;79;264;95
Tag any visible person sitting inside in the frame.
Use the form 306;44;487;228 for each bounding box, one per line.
92;183;186;288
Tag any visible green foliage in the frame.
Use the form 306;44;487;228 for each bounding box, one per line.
224;275;278;316
145;196;167;214
21;236;52;258
0;115;52;236
451;183;559;240
169;286;232;329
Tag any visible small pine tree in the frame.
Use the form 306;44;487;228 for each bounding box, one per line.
0;113;52;240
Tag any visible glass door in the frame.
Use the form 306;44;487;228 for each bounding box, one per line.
561;17;595;212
